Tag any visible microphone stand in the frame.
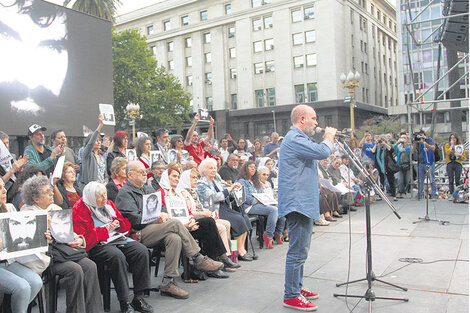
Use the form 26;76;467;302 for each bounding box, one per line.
332;137;409;308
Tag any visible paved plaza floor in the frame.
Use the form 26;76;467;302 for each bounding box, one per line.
49;196;468;313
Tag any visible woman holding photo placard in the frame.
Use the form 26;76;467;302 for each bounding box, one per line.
444;133;466;196
80;114;107;187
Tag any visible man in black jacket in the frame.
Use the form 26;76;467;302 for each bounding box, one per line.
218;154;239;184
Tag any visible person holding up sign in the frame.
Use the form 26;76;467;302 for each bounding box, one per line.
444;133;467;196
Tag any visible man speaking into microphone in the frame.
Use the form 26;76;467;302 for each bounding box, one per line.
279;105;336;311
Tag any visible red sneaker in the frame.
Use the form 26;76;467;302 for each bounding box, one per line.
274;232;284;245
263;233;274;249
283;295;317;311
301;288;319;300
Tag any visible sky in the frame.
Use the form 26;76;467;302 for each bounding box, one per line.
45;0;165;16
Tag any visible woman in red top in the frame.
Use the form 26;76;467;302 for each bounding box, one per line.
72;182;153;313
136;136;153;179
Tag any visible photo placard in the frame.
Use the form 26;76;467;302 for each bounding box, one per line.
141;192;162;224
0;210;48;260
232;185;246;207
99;103;116;126
166;197;189;224
252;193;278;206
149;150;163;166
126;149;137;162
0;140;13;166
198;108;210;122
50;209;74;243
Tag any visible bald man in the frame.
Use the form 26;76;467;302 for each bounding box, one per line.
278;105;336;311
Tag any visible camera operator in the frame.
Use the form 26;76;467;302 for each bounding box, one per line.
444;133;466;196
372;136;398;201
412;130;437;199
394;133;411;198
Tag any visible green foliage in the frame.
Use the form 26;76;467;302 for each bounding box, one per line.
63;0;121;22
112;29;191;131
356;115;408;140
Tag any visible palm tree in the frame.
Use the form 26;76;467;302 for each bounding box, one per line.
63;0;122;22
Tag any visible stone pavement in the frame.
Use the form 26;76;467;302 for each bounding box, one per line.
49;196;468;313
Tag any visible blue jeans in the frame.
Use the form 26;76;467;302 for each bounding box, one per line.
0;262;43;313
418;163;436;197
284;212;313;300
249;204;284;238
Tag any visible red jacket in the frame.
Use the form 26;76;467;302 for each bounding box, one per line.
72;198;131;251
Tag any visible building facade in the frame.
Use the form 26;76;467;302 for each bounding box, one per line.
115;0;397;139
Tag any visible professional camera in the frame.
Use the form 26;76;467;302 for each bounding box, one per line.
413;133;425;142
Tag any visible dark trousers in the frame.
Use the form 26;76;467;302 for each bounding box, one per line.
52;258;102;313
191;217;226;259
88;241;150;303
320;188;340;214
379;170;396;197
447;162;463;194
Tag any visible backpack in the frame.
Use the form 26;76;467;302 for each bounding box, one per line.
399;152;410;170
434;143;442;162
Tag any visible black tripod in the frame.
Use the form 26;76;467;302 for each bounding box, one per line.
413;163;440;224
332;138;409;308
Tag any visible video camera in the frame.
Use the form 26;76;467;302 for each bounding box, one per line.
413;132;425;142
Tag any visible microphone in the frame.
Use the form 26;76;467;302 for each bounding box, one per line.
315;127;351;138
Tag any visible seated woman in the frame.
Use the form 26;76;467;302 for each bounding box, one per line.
56;162;82;210
196;158;253;261
73;182;153;313
7;164;45;208
106;157;128;203
258;157;277;189
236;161;282;249
255;166;286;243
0;179;43;313
20;176;102;313
158;167;237;277
177;169;239;271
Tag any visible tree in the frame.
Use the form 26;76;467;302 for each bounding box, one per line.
112;29;191;132
63;0;121;22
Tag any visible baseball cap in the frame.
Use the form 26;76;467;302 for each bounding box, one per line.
28;124;47;136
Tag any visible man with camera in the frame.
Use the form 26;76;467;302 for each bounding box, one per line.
412;130;437;199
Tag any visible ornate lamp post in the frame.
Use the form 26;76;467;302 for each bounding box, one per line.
340;71;360;134
126;102;140;140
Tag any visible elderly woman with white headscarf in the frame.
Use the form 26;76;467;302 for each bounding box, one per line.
72;182;153;313
177;169;238;271
158;166;238;275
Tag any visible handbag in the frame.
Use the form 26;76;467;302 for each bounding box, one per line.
51;243;87;263
386;153;400;174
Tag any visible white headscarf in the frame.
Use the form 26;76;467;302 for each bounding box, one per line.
176;170;192;193
83;181;116;224
258;157;271;168
159;169;184;198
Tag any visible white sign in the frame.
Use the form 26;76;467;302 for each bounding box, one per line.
51;156;65;182
167;197;189;224
320;178;351;194
141;192;162;224
0;140;13;166
99;103;116;126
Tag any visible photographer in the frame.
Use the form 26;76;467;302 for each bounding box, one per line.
444;133;466;196
359;131;375;164
393;133;411;198
412;130;437;199
372;136;398;201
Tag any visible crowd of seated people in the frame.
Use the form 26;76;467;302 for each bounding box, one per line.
0;111;467;312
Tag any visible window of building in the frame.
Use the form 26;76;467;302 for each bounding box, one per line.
205;72;212;84
200;10;208;21
231;94;237;109
264;38;274;50
292;8;302;22
370;4;374;15
295;85;305;103
185;37;192;48
267;88;275;106
350;9;354;24
364;42;367;53
230;68;237;79
186;75;193;86
225;3;232;15
307;83;318;102
264;16;273;28
206;97;213;111
265;60;275;72
229;47;236;58
306;53;317;66
252;0;262;8
293;56;304;68
377;9;381;21
181;15;189;26
383;14;386;25
146;25;154;35
205;52;212;63
254;62;264;74
255;121;274;137
292;33;303;45
204;32;211;43
151;45;157;55
167;41;174;52
186;56;192;67
253;41;263;53
168;60;174;70
304;6;314;19
253;18;262;31
163;20;170;31
305;30;315;43
255;89;265;107
228;26;235;38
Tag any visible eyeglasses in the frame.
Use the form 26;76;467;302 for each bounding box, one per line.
190;176;199;179
176;139;183;142
131;169;147;175
247;165;256;169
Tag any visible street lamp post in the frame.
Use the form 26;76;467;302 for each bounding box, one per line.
340;71;360;134
126;102;140;141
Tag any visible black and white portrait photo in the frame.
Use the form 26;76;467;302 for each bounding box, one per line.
232;185;246;207
50;210;74;243
141;192;162;224
167;198;189;224
150;150;163;166
198;108;210;122
126;149;137;162
0;211;48;259
99;103;116;126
